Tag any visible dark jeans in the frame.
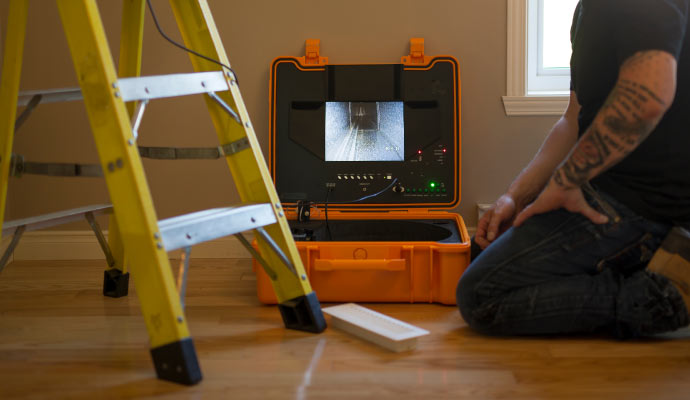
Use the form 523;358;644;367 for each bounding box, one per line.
457;185;689;338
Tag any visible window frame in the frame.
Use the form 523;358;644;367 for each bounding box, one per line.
502;0;569;116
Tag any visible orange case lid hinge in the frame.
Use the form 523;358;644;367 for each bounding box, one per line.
402;38;432;65
301;39;328;66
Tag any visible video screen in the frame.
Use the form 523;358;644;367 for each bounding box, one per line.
325;101;404;161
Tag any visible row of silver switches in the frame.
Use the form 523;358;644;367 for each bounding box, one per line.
337;175;375;180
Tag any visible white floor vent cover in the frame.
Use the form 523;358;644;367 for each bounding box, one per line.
322;303;430;352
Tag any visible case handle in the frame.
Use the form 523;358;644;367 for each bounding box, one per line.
313;259;405;272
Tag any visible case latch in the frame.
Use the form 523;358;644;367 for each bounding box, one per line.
296;200;312;222
402;38;432;65
301;39;328;66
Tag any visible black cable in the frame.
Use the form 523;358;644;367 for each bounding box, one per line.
336;178;399;204
146;0;239;85
324;186;332;240
322;178;399;240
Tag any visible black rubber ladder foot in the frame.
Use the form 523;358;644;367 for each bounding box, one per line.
103;269;129;298
278;292;327;333
150;338;202;385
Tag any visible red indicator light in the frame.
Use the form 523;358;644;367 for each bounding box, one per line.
417;150;422;154
443;148;447;153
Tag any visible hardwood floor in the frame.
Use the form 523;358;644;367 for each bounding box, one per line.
2;258;690;399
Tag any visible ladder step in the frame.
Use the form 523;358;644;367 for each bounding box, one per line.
16;71;229;107
118;71;229;102
17;87;82;106
2;204;113;235
158;204;276;251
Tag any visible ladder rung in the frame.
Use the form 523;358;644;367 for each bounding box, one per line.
2;204;113;235
15;71;230;107
17;88;82;106
158;204;276;251
118;71;229;102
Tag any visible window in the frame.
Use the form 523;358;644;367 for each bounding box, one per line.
527;0;579;94
503;0;579;116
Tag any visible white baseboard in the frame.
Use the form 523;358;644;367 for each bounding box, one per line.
8;228;479;261
11;230;251;261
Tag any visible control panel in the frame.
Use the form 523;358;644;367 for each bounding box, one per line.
271;58;460;208
327;143;452;201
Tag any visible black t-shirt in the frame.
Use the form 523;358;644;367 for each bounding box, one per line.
570;0;690;224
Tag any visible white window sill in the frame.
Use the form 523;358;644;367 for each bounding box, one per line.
502;95;568;116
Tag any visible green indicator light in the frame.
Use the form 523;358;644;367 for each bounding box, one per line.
430;182;436;188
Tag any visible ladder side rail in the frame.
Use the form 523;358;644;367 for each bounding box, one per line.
56;0;200;385
168;0;315;304
119;0;146;117
105;0;146;294
0;0;29;243
103;213;129;298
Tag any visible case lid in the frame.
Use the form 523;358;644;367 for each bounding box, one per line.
270;38;461;211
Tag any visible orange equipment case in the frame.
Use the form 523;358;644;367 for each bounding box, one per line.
254;39;470;305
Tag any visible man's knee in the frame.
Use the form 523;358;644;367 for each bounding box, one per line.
456;257;490;332
458;236;486;321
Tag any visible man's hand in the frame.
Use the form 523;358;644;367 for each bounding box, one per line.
513;178;608;227
475;195;518;249
473;91;580;251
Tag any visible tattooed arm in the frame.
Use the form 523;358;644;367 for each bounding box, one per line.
514;50;677;227
554;50;677;188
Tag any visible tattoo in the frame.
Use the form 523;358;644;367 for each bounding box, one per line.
636;83;666;106
602;134;625;153
610;104;627;119
603;80;658;145
619;79;667;107
555;51;670;188
553;169;566;187
557;128;612;187
603;115;651;144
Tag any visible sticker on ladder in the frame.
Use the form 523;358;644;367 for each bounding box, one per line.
322;303;429;352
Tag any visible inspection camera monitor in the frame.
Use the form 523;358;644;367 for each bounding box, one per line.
325;101;404;162
270;59;460;207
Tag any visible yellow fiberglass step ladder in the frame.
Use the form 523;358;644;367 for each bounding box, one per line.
0;0;326;385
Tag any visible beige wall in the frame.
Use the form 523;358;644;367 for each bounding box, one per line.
3;0;559;230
